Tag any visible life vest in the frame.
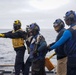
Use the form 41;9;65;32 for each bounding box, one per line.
64;25;76;57
55;28;66;59
12;29;24;48
29;34;47;59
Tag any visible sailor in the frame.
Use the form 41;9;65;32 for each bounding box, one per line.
52;19;67;75
0;20;27;75
24;25;33;75
26;23;47;75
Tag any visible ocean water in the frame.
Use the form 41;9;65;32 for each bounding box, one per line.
0;29;57;71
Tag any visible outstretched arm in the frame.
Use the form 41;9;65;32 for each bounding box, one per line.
0;30;27;39
0;31;12;38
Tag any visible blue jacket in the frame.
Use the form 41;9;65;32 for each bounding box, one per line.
29;33;47;60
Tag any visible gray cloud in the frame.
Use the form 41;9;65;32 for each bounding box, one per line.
0;0;76;29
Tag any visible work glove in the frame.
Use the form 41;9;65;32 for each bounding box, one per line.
0;33;5;37
47;42;55;51
33;50;39;57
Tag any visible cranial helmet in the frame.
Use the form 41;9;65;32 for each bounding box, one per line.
64;10;76;21
53;19;65;32
26;25;30;32
14;20;21;26
29;23;40;32
13;20;21;31
53;19;65;27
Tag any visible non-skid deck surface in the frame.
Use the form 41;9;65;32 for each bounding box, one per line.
4;73;56;75
0;71;56;75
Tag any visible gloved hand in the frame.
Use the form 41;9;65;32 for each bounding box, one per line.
0;33;5;37
47;42;55;51
49;42;55;46
33;50;39;57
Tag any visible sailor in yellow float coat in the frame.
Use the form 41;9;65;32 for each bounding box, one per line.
0;20;27;75
12;29;25;48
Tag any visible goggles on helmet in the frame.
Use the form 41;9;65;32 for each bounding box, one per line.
29;23;40;31
64;10;76;21
53;19;64;27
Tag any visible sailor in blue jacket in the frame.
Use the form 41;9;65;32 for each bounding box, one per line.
27;23;47;75
48;10;76;75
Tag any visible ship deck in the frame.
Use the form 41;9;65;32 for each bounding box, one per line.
0;70;56;75
0;64;56;75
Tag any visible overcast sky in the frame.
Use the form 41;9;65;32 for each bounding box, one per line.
0;0;76;29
